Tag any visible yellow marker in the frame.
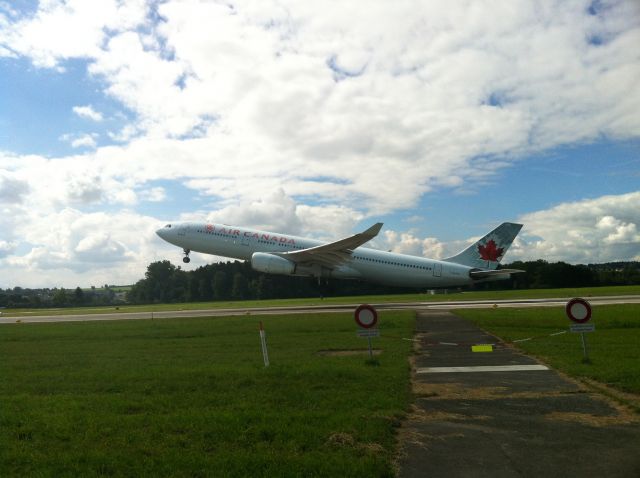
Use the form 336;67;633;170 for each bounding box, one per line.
471;344;493;352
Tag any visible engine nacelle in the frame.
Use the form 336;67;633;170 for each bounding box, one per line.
251;252;296;275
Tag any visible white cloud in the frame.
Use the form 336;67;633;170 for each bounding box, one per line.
182;189;363;240
72;105;103;122
0;239;15;258
74;232;127;262
510;191;640;263
380;191;640;265
60;133;98;149
0;2;639;287
107;124;140;142
140;187;166;202
2;0;636;212
2;3;638;203
381;230;463;260
0;0;148;68
2;208;167;287
0;171;29;204
70;134;98;149
64;175;103;204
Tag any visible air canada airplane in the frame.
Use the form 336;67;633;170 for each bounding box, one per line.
156;221;523;288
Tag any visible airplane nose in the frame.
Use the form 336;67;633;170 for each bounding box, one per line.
156;226;168;239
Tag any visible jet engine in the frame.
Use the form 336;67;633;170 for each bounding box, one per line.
251;252;296;275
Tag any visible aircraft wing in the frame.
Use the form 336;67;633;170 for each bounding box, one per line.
274;223;383;268
469;268;525;279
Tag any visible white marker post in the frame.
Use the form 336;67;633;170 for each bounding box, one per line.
566;298;593;363
259;321;270;367
355;304;379;360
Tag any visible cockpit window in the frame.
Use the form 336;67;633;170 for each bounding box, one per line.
165;224;172;228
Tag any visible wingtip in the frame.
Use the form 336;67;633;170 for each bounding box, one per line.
362;222;383;238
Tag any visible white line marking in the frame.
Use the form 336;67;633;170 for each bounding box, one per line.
439;342;459;346
416;365;549;374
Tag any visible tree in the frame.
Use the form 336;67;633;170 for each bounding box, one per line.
73;287;85;306
52;289;69;307
198;277;213;301
231;273;249;300
145;260;179;302
212;271;229;300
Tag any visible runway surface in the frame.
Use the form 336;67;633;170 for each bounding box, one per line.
398;311;640;477
1;295;638;324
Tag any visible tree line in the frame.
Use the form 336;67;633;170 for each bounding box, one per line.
124;259;640;304
0;285;122;309
124;260;419;304
1;260;638;308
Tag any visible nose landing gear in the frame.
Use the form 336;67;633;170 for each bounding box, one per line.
182;249;191;263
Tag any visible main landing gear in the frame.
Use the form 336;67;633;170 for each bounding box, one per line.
182;249;191;263
317;278;330;299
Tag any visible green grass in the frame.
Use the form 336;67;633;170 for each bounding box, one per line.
3;285;639;317
455;305;640;396
0;312;414;477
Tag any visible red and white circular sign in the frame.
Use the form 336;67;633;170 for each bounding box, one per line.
354;304;378;329
565;298;592;324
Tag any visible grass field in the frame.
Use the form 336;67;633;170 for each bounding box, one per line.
455;304;640;399
0;312;414;477
3;284;639;317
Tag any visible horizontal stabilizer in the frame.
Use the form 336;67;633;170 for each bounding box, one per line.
469;268;525;280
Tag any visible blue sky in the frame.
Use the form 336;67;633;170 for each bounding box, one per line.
0;0;639;288
409;140;640;240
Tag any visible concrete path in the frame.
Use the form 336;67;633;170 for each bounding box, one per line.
398;311;640;478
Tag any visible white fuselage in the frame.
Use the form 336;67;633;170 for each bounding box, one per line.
157;222;475;288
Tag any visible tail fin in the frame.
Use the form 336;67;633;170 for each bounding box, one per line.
443;222;523;270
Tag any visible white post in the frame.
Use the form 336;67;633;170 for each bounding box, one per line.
259;321;270;367
580;332;589;362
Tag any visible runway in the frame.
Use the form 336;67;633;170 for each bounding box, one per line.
398;310;640;477
1;295;638;324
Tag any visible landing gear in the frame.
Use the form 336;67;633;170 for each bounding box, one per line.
182;249;191;264
317;278;330;299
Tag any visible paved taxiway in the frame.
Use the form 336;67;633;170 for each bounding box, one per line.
398;311;640;477
1;295;638;324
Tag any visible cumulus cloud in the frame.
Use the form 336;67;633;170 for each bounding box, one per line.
181;189;363;240
382;230;465;260
0;239;15;258
74;233;127;262
71;134;97;149
381;191;640;265
2;1;638;212
65;175;104;204
72;105;103;121
2;209;167;287
140;187;166;202
0;0;147;68
59;133;98;149
510;191;640;263
0;1;639;287
0;171;29;204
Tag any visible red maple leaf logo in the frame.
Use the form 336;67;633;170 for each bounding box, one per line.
478;239;504;262
206;224;214;232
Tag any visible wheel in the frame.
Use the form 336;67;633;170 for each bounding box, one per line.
183;256;191;263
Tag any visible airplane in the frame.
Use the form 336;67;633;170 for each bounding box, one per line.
156;221;523;288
